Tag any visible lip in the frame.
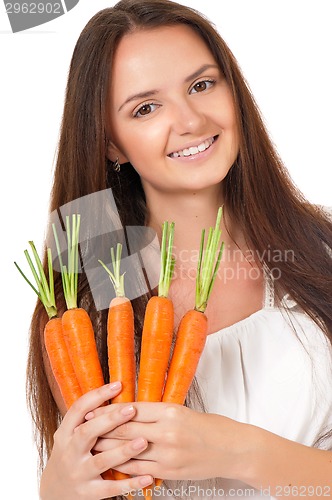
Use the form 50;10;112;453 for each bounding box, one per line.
167;135;219;161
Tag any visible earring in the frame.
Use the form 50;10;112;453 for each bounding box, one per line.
113;157;121;172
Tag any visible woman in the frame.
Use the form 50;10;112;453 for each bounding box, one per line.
29;0;332;498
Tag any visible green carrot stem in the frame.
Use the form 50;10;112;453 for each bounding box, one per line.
99;242;125;298
52;214;81;310
158;221;175;298
14;242;57;319
195;207;224;313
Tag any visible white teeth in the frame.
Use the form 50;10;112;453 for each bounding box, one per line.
170;136;215;158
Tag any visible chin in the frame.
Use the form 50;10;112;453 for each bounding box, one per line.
183;173;228;193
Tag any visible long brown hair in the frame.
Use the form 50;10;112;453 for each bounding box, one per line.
27;0;332;478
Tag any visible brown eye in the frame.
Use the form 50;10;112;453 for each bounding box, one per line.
193;81;207;92
134;102;159;118
138;104;152;115
190;79;215;95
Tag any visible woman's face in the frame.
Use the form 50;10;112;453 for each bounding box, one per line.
108;24;239;197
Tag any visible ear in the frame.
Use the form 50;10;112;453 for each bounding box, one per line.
106;140;129;164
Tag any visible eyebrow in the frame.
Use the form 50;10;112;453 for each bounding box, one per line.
117;63;220;112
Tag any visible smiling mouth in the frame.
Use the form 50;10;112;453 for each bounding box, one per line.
168;135;218;158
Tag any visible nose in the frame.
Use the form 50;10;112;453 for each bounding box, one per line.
170;97;206;136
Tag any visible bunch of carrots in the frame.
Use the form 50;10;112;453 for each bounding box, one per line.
16;207;224;494
15;215;112;480
15;215;105;409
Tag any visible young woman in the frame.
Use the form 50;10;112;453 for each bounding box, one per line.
28;0;332;498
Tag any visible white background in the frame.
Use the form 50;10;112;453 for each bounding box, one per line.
0;0;331;497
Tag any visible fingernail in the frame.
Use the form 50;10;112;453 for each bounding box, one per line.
85;411;94;420
121;405;135;416
139;475;153;487
109;381;121;391
132;437;147;450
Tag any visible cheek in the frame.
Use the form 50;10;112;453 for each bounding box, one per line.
228;120;240;154
122;121;168;163
217;102;239;153
219;100;237;129
213;87;238;128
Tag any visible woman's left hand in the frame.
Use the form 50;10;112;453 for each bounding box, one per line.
91;402;249;481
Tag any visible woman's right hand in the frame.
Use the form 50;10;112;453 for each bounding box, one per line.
39;382;153;500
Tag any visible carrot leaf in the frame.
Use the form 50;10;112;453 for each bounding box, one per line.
195;207;224;313
52;214;81;310
14;243;57;319
98;242;125;298
158;221;175;298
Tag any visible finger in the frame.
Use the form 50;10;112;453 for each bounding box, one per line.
114;458;159;478
72;404;137;454
84;401;132;421
61;383;122;436
94;438;156;461
132;402;184;422
93;437;132;453
90;401;167;422
96;474;153;499
102;420;157;442
91;436;150;474
105;439;158;462
126;442;156;461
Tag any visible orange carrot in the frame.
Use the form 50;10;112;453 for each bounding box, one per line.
107;298;134;483
137;221;175;403
99;243;136;483
108;297;135;401
99;243;135;404
137;221;175;498
61;307;105;393
15;242;82;409
161;309;207;404
137;295;174;402
155;208;224;489
44;317;83;408
53;215;105;395
163;207;224;404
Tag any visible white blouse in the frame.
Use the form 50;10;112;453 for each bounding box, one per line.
161;272;332;499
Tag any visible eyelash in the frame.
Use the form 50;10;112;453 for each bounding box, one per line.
133;102;159;118
190;78;216;94
132;78;217;118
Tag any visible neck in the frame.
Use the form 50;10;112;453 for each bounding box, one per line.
144;186;244;269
